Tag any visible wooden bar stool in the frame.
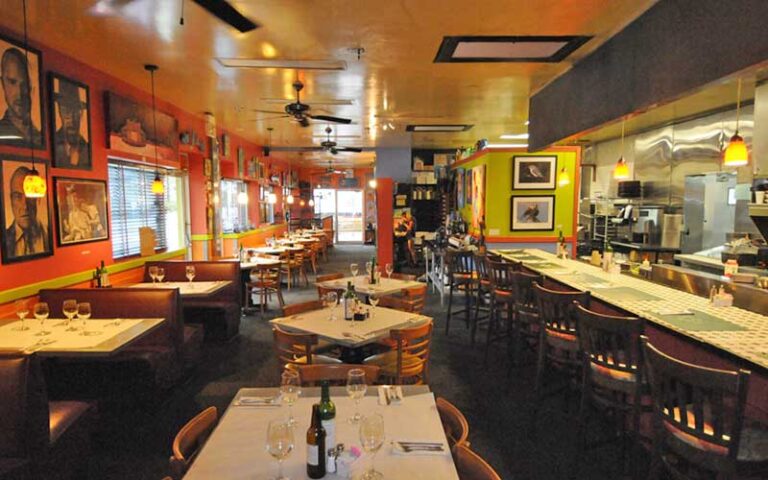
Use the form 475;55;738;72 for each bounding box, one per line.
484;257;519;364
509;269;542;367
472;252;493;345
445;250;477;337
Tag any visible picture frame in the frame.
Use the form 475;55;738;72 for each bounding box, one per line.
105;92;178;161
512;155;557;190
237;147;245;177
221;133;230;157
510;195;556;231
0;156;53;264
203;158;212;177
456;168;464;209
49;72;92;169
0;33;45;149
53;177;109;246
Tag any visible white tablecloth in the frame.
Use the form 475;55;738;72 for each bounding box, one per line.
318;276;424;297
129;280;230;297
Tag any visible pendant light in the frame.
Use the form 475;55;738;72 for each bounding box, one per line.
557;167;570;187
613;119;630;180
723;78;749;168
286;194;295;204
20;0;45;198
145;64;165;195
308;198;315;207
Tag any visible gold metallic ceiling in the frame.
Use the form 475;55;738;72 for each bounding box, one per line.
0;0;657;164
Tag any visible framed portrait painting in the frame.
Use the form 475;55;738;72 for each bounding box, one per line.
237;147;245;177
105;92;178;162
0;34;45;149
512;155;557;190
53;178;109;246
0;157;53;264
510;195;556;231
49;73;92;169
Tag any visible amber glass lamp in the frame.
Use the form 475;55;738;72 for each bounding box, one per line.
723;78;749;168
557;167;570;186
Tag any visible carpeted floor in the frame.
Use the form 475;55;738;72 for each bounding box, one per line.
88;245;647;479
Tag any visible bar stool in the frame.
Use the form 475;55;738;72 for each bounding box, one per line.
509;269;542;367
445;250;477;337
484;257;518;364
472;252;493;345
573;302;647;479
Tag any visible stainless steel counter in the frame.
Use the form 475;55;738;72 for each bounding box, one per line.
675;253;766;276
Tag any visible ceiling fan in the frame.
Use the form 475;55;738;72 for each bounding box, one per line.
253;81;353;127
319;127;362;154
324;160;345;175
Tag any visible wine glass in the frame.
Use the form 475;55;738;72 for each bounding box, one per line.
385;263;394;279
148;265;158;283
350;263;359;277
13;299;30;331
63;299;78;331
266;419;294;480
324;291;338;321
156;267;165;283
185;265;196;283
365;261;373;277
359;413;385;480
346;368;367;423
33;302;50;336
280;369;301;427
77;302;96;336
369;294;379;320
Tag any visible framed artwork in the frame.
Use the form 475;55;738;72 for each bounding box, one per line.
0;34;45;149
237;147;245;177
512;155;557;190
248;157;257;178
511;195;556;231
0;156;53;264
221;134;230;157
471;165;486;231
203;158;212;177
456;168;464;209
49;73;92;169
465;168;472;205
53;177;108;246
105;92;178;161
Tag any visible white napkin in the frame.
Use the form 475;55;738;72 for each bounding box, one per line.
390;440;447;456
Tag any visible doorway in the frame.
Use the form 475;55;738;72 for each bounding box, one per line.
313;188;364;243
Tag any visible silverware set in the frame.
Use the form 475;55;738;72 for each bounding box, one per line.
393;441;445;452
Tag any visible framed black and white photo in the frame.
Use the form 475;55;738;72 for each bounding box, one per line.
0;34;45;149
0;156;53;263
510;195;555;231
512;155;557;190
49;73;92;169
53;177;109;246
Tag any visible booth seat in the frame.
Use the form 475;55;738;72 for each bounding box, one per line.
143;261;242;341
38;288;200;397
0;352;95;480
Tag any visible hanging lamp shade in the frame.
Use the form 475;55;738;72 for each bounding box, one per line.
723;133;749;167
151;173;165;194
300;199;306;206
557;167;570;187
23;168;46;198
286;194;295;204
308;198;315;207
613;157;630;180
368;178;377;189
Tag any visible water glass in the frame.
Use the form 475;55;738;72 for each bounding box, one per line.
148;265;158;283
34;302;50;336
156;267;165;283
280;369;301;427
185;265;196;282
13;299;30;331
385;263;394;279
350;263;359;277
369;294;379;319
359;414;385;480
346;369;367;423
266;419;294;480
63;299;78;331
324;291;338;321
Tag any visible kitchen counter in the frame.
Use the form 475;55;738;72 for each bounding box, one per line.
675;253;766;276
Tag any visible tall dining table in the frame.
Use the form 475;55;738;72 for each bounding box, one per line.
183;385;460;480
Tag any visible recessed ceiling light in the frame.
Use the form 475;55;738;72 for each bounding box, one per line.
406;124;473;132
500;133;529;140
216;58;347;70
486;143;528;148
434;36;591;63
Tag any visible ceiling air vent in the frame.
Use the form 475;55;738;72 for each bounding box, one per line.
434;35;591;63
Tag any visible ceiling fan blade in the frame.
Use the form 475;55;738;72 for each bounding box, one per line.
309;114;352;124
253;109;286;115
251;115;290;121
191;0;260;33
335;146;363;153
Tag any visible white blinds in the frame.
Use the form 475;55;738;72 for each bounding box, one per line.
108;161;168;258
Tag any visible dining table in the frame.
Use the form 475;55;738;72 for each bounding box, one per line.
253;245;304;255
128;280;232;298
0;317;164;357
183;385;460;480
317;275;424;298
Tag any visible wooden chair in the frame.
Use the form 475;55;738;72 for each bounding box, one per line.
272;325;342;372
400;284;427;314
390;272;417;281
509;270;542;366
533;283;590;408
169;407;218;479
303;244;318;276
445;250;477;336
317;272;344;283
483;258;518;363
246;264;284;316
453;444;502;480
363;320;433;385
573;303;647;478
377;295;415;313
436;397;470;448
281;300;323;317
316;272;345;300
642;337;768;480
298;364;380;386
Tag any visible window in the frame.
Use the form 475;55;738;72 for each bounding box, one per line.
108;160;185;259
221;179;250;232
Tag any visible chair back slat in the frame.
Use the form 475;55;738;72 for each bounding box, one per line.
447;250;475;277
575;303;644;376
272;326;319;370
281;300;322;317
389;320;433;384
401;285;427;313
170;406;218;478
510;271;542;311
474;252;490;281
533;283;589;335
485;258;517;292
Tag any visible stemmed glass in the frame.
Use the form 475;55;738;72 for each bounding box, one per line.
365;261;373;277
63;299;78;331
266;419;294;480
385;263;394;279
350;263;359;277
346;368;367;423
34;302;50;336
77;302;98;336
148;265;158;283
156;267;165;283
185;265;196;283
280;369;301;427
369;294;379;320
359;414;385;480
13;299;30;331
324;291;338;321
